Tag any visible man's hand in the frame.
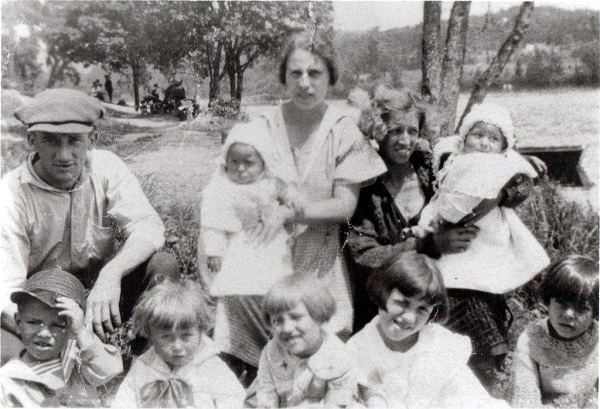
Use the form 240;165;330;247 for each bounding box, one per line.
432;224;479;255
207;256;222;273
85;274;122;340
1;307;19;337
56;297;86;338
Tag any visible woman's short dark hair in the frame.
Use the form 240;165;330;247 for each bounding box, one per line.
278;30;337;86
366;251;449;323
539;255;599;319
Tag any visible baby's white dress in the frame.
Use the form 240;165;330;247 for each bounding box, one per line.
201;170;293;296
419;150;550;294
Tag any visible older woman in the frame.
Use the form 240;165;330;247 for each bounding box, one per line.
345;87;533;335
213;30;386;384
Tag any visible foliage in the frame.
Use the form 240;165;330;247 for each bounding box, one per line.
334;6;599;95
516;179;599;262
186;1;334;103
208;97;248;120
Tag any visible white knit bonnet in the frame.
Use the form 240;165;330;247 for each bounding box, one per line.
219;121;275;175
458;103;515;149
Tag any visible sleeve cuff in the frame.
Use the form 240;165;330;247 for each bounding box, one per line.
416;234;441;259
78;333;120;362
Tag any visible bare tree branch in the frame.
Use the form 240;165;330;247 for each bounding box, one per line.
457;1;535;132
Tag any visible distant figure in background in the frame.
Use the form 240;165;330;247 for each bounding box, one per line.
104;74;113;103
171;80;186;107
164;80;186;110
90;79;104;101
150;84;160;103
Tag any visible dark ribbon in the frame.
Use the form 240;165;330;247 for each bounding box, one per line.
140;378;195;408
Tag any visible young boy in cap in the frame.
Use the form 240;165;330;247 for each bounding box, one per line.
0;88;178;363
0;267;123;407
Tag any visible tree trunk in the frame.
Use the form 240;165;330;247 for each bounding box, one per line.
457;2;535;131
47;62;60;89
421;1;442;103
439;2;471;135
235;69;243;103
46;58;69;88
227;55;236;100
208;41;223;105
132;57;140;110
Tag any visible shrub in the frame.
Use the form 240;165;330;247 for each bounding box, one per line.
209;97;248;120
516;179;599;262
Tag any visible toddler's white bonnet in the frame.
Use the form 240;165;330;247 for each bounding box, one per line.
459;103;515;148
219;121;275;172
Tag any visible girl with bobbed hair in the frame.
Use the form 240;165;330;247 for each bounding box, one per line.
256;276;358;408
347;251;507;408
512;255;598;407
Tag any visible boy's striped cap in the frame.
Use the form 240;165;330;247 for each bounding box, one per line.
11;267;86;309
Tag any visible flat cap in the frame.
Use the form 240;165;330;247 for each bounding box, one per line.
14;88;105;134
11;267;86;310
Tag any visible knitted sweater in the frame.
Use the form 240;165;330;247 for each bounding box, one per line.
511;319;598;408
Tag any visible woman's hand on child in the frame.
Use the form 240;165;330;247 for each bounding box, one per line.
55;296;87;338
207;256;222;273
247;206;294;245
433;224;479;254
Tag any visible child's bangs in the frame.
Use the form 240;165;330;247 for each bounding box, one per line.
552;271;599;311
398;270;445;306
148;301;199;332
263;290;301;321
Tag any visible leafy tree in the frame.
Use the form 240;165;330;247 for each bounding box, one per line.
198;1;334;103
1;1;43;92
521;49;563;88
42;1;166;108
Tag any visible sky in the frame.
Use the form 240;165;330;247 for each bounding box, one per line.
333;0;600;32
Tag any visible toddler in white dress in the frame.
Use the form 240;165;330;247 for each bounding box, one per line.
418;103;549;294
201;121;300;297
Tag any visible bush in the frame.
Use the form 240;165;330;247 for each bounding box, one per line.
208;97;248;120
517;179;599;262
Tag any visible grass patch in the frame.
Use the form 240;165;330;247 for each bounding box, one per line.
97;117;155;146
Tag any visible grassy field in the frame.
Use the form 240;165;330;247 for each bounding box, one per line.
1;87;598;405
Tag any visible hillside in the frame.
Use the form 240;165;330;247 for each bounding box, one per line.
336;6;599;71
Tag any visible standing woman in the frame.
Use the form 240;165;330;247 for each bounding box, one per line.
212;30;386;383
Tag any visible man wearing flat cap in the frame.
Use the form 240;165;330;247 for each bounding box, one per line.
0;89;178;362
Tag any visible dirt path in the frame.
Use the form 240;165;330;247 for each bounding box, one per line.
122;127;221;209
110;102;276;210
